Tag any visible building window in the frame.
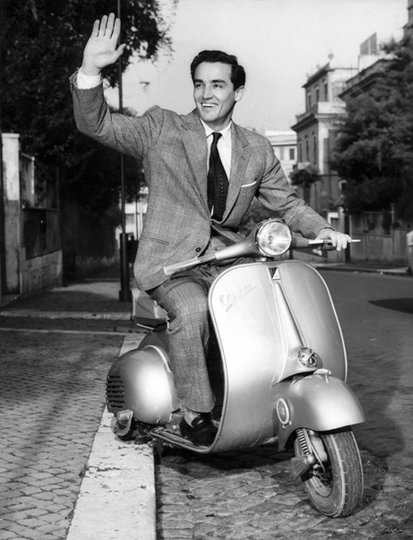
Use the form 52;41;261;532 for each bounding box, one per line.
313;135;317;164
289;148;295;160
315;85;320;103
324;80;328;101
305;138;310;161
298;142;302;162
307;91;312;110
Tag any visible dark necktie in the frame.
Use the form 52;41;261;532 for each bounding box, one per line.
207;132;228;221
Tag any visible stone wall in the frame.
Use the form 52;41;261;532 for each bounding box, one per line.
2;133;63;297
349;212;410;265
21;249;62;295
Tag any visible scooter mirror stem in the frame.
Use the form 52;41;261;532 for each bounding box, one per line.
214;235;259;262
164;227;263;277
164;253;217;276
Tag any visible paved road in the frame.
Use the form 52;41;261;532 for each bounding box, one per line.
156;271;413;539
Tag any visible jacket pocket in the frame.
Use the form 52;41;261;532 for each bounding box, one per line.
140;232;169;246
240;180;258;188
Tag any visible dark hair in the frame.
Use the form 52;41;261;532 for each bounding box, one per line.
190;50;246;90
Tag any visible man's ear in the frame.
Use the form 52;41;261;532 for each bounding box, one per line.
235;85;245;102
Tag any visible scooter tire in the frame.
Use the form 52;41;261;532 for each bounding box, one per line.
294;427;364;518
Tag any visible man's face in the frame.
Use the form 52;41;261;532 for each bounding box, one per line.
193;62;244;131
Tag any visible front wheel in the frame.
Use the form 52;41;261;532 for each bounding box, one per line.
294;427;364;517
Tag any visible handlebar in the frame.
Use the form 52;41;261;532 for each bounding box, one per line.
164;238;360;277
291;237;360;250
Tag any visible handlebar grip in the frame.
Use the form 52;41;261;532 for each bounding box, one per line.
294;238;361;250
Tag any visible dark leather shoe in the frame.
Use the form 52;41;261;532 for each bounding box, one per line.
180;413;218;446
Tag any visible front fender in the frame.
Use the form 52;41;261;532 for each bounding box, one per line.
275;370;365;450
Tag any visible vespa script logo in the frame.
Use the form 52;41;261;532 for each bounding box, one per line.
219;284;256;311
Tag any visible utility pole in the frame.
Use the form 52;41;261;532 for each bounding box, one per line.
117;0;131;302
0;105;4;304
0;0;7;302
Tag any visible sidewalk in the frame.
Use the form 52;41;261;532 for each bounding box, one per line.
0;266;134;317
0;266;157;540
66;335;156;540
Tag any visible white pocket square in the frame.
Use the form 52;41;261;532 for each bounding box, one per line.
240;180;257;188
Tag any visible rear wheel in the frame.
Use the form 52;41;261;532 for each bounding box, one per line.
294;428;364;517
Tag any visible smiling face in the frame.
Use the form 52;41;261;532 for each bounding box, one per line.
193;62;245;131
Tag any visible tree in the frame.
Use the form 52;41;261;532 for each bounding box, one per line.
0;0;176;213
330;35;413;221
289;164;319;204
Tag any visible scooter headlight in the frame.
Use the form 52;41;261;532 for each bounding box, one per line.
256;219;292;257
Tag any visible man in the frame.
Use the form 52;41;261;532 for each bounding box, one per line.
72;14;352;445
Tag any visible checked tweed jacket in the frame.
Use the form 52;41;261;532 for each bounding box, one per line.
71;79;330;292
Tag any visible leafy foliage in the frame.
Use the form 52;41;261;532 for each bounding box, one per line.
330;35;413;220
289;164;319;189
0;0;175;214
289;164;319;204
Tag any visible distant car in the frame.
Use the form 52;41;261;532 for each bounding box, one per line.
407;230;413;276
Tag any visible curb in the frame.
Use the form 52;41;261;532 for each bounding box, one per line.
0;309;131;321
66;334;156;540
314;264;410;277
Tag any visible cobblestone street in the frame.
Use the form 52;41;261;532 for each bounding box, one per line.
0;329;124;539
155;444;413;539
1;268;413;539
155;271;413;540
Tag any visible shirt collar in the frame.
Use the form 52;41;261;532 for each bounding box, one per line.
200;119;232;143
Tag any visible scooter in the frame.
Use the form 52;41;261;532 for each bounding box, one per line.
106;218;365;518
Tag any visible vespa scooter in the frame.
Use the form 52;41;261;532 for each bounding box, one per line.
106;219;365;518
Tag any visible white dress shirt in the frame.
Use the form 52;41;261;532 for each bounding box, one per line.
200;119;232;179
77;68;102;89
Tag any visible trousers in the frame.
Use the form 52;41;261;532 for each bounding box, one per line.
147;264;223;412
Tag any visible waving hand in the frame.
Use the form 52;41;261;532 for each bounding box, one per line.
82;13;126;76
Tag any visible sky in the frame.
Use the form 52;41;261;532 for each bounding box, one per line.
106;0;408;133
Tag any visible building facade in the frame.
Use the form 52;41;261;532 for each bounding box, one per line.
405;0;413;35
1;133;62;302
291;61;357;217
264;131;297;181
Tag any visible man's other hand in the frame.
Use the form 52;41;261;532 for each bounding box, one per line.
315;229;352;251
82;13;126;76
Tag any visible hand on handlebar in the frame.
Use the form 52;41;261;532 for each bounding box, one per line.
315;229;353;251
81;13;126;76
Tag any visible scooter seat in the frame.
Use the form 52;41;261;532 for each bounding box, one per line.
132;288;168;329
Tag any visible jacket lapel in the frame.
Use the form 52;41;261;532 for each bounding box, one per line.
180;111;211;213
180;114;252;221
224;123;251;219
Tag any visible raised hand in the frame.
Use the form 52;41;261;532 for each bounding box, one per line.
81;13;126;76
